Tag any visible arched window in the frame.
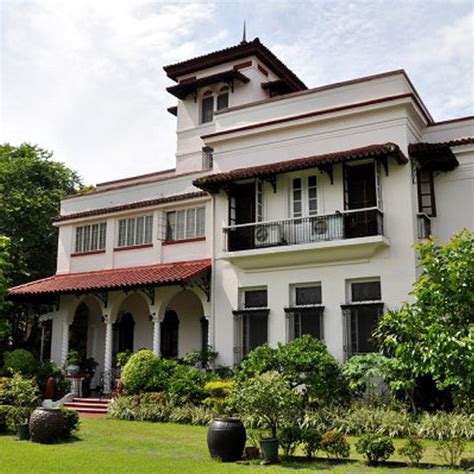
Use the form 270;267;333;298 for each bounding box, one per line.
161;310;179;358
115;312;135;353
70;303;89;358
201;90;214;124
217;86;229;111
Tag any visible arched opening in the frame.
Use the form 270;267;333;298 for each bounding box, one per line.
161;310;179;358
70;302;89;359
114;312;135;353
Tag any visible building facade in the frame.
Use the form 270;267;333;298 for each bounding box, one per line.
9;38;474;392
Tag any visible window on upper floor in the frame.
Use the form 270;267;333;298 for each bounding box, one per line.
291;175;318;218
74;222;107;254
166;206;205;242
201;91;214;124
202;146;214;170
417;168;436;217
343;161;382;211
117;215;153;248
217;86;229;111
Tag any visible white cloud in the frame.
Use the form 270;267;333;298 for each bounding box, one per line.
0;0;472;184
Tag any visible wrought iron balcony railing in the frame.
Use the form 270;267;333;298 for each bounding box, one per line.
223;208;384;252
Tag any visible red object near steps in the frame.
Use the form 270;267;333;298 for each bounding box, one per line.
63;397;111;416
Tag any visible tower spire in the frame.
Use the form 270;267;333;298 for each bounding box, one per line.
240;20;247;44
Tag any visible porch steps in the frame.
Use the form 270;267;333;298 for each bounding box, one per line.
63;397;111;416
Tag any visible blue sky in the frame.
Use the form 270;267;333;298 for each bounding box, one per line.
1;0;473;184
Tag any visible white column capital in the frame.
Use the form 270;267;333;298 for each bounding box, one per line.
102;314;113;324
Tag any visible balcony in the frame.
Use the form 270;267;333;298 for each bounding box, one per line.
221;208;389;268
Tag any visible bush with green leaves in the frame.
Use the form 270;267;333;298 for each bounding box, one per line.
203;380;234;414
356;433;395;465
0;405;8;433
334;406;414;438
416;411;473;441
398;438;424;466
121;350;164;394
61;408;80;438
236;336;349;407
4;349;38;377
438;437;466;467
343;353;391;400
231;371;302;439
116;350;133;368
182;346;218;370
320;430;350;460
301;428;322;458
278;425;302;456
166;364;215;406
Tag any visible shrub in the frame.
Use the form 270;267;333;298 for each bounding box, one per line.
320;430;350;460
108;395;141;421
416;411;474;441
116;350;133;368
61;408;80;438
4;349;37;377
236;336;349;406
0;405;7;433
398;438;424;466
121;350;162;395
182;346;218;370
278;425;302;456
0;373;39;408
203;380;234;414
166;365;214;406
343;353;391;400
335;406;414;438
231;371;302;439
438;437;466;467
301;428;322;458
355;433;395;465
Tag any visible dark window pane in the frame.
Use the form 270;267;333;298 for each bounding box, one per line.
201;96;214;123
217;92;228;110
351;281;381;301
244;290;267;308
295;286;321;305
350;305;382;353
295;309;322;339
244;312;268;355
346;162;377;209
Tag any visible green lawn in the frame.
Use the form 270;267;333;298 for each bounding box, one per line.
0;417;472;473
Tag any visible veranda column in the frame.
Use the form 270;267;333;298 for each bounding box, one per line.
151;313;162;357
60;321;71;365
103;315;113;394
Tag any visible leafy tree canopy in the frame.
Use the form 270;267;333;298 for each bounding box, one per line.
0;143;82;349
376;230;474;409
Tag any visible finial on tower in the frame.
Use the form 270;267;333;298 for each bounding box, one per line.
240;20;247;44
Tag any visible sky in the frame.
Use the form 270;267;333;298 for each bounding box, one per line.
1;0;473;185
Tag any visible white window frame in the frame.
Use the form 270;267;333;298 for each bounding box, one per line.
117;214;153;248
290;174;319;218
166;206;206;242
290;282;322;307
74;222;107;254
346;277;382;303
239;286;268;309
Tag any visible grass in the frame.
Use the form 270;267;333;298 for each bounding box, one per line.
0;417;473;473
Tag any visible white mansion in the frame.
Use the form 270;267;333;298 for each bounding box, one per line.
9;38;474;392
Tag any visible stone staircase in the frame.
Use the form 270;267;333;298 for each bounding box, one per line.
63;397;111;416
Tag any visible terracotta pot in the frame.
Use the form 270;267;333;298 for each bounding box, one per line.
244;446;260;460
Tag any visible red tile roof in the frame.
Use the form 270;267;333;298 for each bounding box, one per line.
54;191;208;223
163;38;307;91
193;143;407;193
408;140;470;171
8;259;211;300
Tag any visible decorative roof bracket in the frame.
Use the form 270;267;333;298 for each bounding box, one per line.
319;163;334;185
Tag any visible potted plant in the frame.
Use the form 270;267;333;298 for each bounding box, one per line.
244;429;261;460
64;350;81;375
231;371;302;464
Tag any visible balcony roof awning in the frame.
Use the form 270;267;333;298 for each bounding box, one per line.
167;70;250;100
261;79;301;96
8;259;211;303
193;143;408;193
408;141;463;172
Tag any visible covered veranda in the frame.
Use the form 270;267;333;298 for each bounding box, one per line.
8;259;211;393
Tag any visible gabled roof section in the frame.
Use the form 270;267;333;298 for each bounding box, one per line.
167;70;250;99
163;38;307;92
8;259;211;301
193;143;407;193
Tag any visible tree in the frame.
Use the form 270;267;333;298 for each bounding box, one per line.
0;143;82;350
236;335;350;406
376;230;474;410
0;235;11;344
